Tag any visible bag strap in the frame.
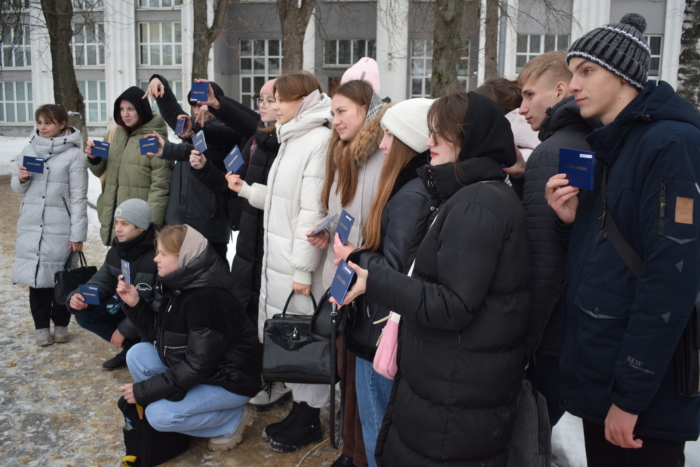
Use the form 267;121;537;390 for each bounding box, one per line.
600;165;643;278
329;303;347;449
280;291;317;318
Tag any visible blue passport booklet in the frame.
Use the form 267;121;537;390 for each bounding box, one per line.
139;136;158;156
193;130;208;153
335;210;355;245
23;156;44;173
330;260;356;305
308;214;338;238
224;145;244;174
79;284;100;305
559;148;595;191
121;259;131;285
92;141;110;158
190;81;209;102
175;117;186;135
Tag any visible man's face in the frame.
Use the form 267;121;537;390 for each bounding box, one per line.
568;57;627;124
519;74;562;131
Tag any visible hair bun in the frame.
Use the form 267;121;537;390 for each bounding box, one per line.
620;13;647;34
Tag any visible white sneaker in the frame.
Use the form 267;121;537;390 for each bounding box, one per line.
207;404;255;451
249;382;292;412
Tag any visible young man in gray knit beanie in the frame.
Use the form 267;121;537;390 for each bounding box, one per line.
546;13;700;466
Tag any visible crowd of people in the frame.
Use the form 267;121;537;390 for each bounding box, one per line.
10;12;700;467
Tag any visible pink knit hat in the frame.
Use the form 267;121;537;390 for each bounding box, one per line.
341;57;380;94
259;78;277;98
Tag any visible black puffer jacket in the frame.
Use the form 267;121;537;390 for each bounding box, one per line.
521;96;601;358
124;235;263;406
192;98;280;326
371;93;530;467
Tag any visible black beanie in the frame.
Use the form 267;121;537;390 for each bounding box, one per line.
114;86;154;130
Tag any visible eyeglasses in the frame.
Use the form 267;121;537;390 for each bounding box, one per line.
256;97;275;109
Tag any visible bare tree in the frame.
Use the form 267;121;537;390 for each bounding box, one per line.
278;0;315;72
678;0;700;109
192;0;228;79
432;0;466;97
483;0;498;79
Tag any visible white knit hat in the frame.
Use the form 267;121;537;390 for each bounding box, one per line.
381;98;436;153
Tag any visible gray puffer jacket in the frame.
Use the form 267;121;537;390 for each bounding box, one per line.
12;128;88;288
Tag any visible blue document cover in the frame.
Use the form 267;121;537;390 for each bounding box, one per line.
308;214;338;238
224;146;244;174
121;259;131;286
330;260;356;305
193;130;208;153
92;141;110;158
175;117;186;135
335;210;355;245
23;156;44;173
559;148;595;191
139;136;158;156
79;284;100;305
190;81;209;102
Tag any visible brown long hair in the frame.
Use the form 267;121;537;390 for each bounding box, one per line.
321;80;374;210
360;134;418;252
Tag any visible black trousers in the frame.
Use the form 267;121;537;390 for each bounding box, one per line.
583;420;685;467
29;287;71;329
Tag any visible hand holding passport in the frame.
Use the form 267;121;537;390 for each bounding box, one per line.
558;148;595;191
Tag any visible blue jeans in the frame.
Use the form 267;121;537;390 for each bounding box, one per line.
74;302;124;342
126;342;250;438
355;356;393;467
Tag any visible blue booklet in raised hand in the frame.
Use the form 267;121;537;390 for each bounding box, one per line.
23;156;44;173
330;260;356;305
224;145;244;174
79;284;100;305
139;136;158;156
190;81;209;102
335;210;355;245
559;148;596;191
92;141;110;158
308;214;338;238
193;130;207;153
175;117;186;135
121;259;131;285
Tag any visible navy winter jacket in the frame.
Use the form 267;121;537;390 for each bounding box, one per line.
560;81;700;441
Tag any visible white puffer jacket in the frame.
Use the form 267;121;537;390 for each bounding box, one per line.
240;91;331;339
12;128;88;288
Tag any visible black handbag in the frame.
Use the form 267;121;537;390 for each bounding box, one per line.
310;289;349;340
54;251;97;307
346;295;389;362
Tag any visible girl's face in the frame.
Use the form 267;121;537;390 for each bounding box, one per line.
258;93;277;123
379;126;394;156
426;120;459;166
272;92;303;125
114;218;143;243
120;100;140;128
36;116;65;138
331;94;366;142
154;247;178;277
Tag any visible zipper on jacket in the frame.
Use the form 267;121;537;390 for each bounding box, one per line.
160;290;181;359
658;179;667;236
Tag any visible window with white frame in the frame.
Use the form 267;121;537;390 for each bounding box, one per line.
139;80;184;113
138;0;181;7
1;25;31;68
78;80;107;123
516;34;569;72
139;22;182;66
644;35;662;78
324;39;376;67
0;81;33;123
73;23;105;66
240;39;282;108
73;0;104;9
410;40;470;98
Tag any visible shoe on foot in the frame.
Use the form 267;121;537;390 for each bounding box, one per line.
331;455;354;467
35;328;53;347
262;398;301;441
250;382;292;412
54;326;69;343
267;401;323;453
103;349;128;370
208;405;255;451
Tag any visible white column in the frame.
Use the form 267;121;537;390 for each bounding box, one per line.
661;0;684;90
571;0;611;43
501;0;519;81
104;0;137;124
29;2;54;107
477;0;487;86
302;8;316;73
376;0;409;103
181;0;194;89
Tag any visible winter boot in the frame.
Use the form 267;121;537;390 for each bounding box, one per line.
103;349;128;370
36;328;53;346
250;382;292;411
266;401;323;452
262;399;301;441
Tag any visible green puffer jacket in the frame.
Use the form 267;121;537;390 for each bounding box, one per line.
88;112;173;245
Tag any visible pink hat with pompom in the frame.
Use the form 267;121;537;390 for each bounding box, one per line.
341;57;380;94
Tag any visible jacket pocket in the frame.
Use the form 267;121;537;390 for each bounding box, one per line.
574;284;632;320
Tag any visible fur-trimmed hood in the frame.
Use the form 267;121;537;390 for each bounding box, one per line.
330;110;384;167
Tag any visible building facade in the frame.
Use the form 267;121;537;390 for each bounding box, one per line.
0;0;686;134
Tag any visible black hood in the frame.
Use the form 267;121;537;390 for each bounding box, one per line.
539;95;601;142
114;86;154;131
158;245;233;293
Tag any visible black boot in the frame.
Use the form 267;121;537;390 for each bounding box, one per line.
267;401;323;452
331;455;354;467
262;399;300;441
102;338;137;370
